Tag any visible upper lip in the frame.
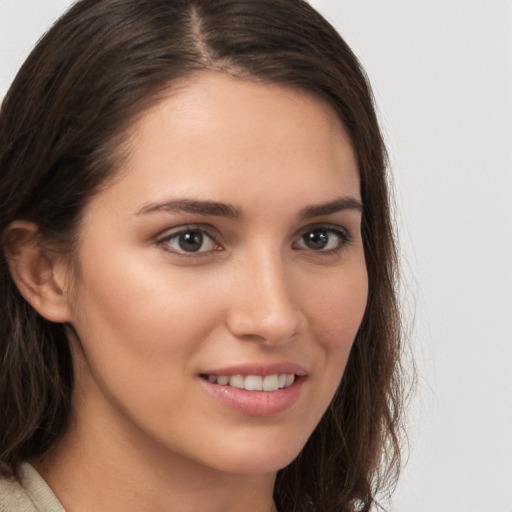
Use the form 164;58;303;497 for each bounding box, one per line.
200;362;308;377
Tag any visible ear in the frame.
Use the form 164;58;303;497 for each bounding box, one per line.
3;220;73;323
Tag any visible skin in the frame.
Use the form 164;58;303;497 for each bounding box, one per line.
33;73;368;512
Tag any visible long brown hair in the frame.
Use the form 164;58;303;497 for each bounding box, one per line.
0;1;407;510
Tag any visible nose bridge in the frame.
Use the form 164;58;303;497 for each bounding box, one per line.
226;244;300;345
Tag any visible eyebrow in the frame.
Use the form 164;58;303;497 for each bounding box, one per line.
136;196;362;219
137;199;243;219
299;196;363;219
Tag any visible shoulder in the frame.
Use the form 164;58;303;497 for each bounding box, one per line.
0;471;36;512
0;463;65;512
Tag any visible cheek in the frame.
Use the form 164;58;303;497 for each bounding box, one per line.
66;254;228;423
305;265;368;350
302;264;368;400
72;256;222;358
67;260;223;432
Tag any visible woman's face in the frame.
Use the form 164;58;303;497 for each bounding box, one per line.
64;73;368;475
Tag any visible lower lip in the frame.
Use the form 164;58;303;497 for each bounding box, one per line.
199;377;304;416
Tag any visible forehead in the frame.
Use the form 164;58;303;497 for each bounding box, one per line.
86;72;360;220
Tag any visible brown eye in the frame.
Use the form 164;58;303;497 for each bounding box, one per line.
178;231;204;252
302;230;330;250
294;226;351;253
160;228;218;254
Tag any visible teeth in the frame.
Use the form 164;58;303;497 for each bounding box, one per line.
206;373;296;391
244;375;263;391
228;375;244;389
263;374;279;391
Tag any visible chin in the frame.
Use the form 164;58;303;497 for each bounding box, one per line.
197;431;309;476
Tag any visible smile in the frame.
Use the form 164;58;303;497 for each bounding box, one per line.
203;374;296;392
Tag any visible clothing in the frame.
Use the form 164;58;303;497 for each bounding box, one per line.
0;463;64;512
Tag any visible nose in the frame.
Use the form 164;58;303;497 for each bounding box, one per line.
225;249;302;346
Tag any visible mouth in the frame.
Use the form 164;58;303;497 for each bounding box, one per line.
200;373;296;392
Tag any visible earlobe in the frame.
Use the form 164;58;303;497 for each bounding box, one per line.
2;220;73;323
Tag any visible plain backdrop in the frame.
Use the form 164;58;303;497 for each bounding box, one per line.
1;1;511;511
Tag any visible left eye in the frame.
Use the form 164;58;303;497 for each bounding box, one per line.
160;229;218;254
294;227;350;252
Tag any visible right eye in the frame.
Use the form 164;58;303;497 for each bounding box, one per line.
158;227;220;255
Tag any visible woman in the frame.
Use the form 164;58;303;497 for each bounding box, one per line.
0;0;405;510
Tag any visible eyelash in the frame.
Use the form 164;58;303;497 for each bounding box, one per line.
157;224;353;257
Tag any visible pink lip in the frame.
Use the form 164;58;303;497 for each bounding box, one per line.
199;376;305;417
